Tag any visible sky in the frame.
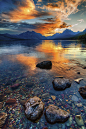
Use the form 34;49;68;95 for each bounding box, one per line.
0;0;86;36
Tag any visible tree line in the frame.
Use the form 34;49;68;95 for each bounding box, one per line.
78;33;86;40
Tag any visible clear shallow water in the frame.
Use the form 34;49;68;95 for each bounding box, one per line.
0;40;86;129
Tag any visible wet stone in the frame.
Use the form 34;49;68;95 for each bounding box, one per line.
52;78;71;90
0;102;3;109
75;115;84;126
0;112;7;128
45;105;70;124
72;95;79;102
20;99;26;106
11;83;20;90
25;82;34;87
36;61;52;69
79;86;86;99
42;93;50;99
66;116;73;126
76;103;82;107
24;96;44;121
5;90;11;94
0;94;6;102
5;98;16;105
74;78;83;84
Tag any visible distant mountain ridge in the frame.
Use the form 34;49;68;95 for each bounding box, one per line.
0;31;46;40
0;29;86;40
47;29;82;40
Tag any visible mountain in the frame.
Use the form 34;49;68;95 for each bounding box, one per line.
18;31;46;40
48;29;81;40
47;33;60;40
0;31;46;40
0;29;86;40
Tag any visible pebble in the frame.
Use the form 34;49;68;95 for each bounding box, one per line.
72;95;79;102
75;115;84;126
0;102;3;109
76;103;82;107
42;93;49;98
66;116;73;126
74;78;83;84
51;95;56;100
5;98;16;105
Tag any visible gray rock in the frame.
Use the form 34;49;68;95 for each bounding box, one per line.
24;96;44;121
45;105;70;124
66;116;73;126
42;93;50;98
52;78;71;90
36;61;52;69
72;95;79;102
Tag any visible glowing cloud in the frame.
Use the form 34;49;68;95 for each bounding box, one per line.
35;0;85;36
2;0;37;22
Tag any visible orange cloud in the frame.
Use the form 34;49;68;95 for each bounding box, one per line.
35;18;71;36
8;0;36;22
35;0;84;36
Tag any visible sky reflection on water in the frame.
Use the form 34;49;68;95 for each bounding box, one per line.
0;40;86;80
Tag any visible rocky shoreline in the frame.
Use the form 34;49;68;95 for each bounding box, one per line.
0;61;86;129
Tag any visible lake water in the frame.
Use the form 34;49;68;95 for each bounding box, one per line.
0;40;86;129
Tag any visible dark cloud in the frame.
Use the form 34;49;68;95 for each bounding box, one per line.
41;18;56;22
46;3;60;9
59;22;71;28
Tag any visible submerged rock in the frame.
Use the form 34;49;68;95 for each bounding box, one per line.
0;94;6;102
72;95;79;102
0;112;7;128
78;86;86;99
75;115;84;126
11;83;20;90
24;96;44;121
74;78;83;84
5;98;16;105
20;99;26;106
0;102;3;109
36;61;52;69
45;105;70;124
52;78;71;90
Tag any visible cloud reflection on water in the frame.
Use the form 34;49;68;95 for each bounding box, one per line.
7;40;86;80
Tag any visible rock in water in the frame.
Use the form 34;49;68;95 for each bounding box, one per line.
72;95;79;102
24;96;44;121
75;115;84;126
11;83;20;90
36;61;52;69
52;78;71;90
5;98;16;105
74;78;83;84
45;105;70;124
0;112;7;128
78;86;86;99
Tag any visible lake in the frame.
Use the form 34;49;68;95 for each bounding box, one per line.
0;40;86;129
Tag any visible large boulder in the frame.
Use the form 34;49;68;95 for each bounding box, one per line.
36;61;52;69
52;78;71;90
78;86;86;99
0;112;7;128
24;96;44;121
45;105;70;124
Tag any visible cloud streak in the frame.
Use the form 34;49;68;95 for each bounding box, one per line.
0;0;86;36
35;0;85;35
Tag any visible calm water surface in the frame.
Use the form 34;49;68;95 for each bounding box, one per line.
0;40;86;129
